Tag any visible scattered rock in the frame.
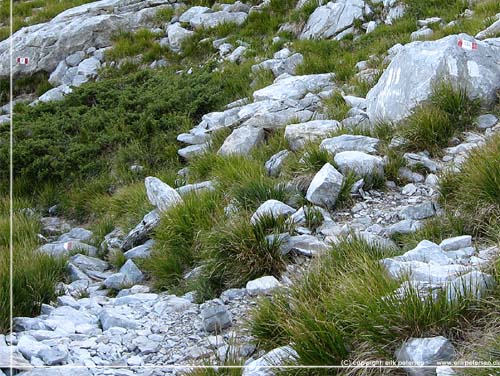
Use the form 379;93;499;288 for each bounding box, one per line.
306;163;344;209
145;176;183;213
246;276;282;296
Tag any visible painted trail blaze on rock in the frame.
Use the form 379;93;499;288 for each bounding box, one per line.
16;57;29;64
458;39;478;50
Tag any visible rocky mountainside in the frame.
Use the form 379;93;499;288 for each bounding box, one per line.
2;0;500;375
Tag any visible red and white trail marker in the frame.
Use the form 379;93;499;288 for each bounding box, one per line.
16;57;29;64
458;39;478;51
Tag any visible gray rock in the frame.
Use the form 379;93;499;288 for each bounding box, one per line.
404;153;439;173
281;234;330;256
253;73;335;102
99;309;139;331
38;85;72;103
246;276;282;295
178;142;210;160
399;202;436;220
124;239;155;260
476;114;498;129
167;23;194;52
251;200;296;224
395;240;453;265
59;227;93;242
65;50;85;66
439;235;472;252
39;347;68;365
306;163;344;209
57;295;81;309
0;346;31;369
385;219;423;236
105;259;143;290
285;120;341;151
300;0;365;40
411;27;434;41
13;317;49;331
76;57;101;78
145;176;183;213
1;0;173;78
265;150;290;177
39;240;97;258
446;271;495;301
122;209;160;251
366;34;500;123
48;60;68;86
218;126;265;156
190;11;248;29
153;296;192;314
476;17;500;40
334;151;384;178
201;305;232;332
114;293;158;305
243;346;298;376
395;337;456;376
176;180;215;196
70;254;109;273
320;134;379;154
17;335;50;360
179;6;211;23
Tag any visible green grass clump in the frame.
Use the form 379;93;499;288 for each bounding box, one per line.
322;91;350;121
249;237;486;367
438;133;500;239
105;29;172;63
0;197;67;333
194;213;291;300
144;190;225;289
391;215;467;251
399;82;480;155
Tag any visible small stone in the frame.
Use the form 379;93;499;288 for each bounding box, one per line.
200;305;232;333
246;276;282;296
476;114;498;129
439;235;472;252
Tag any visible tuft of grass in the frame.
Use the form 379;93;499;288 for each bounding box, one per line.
0;197;67;333
105;29;171;63
438;133;500;239
391;215;467;251
322;91;350;121
249;237;486;366
399;82;480;156
193;213;291;301
107;248;127;269
144;190;225;290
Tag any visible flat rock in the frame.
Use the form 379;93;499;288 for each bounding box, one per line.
320;134;379;154
285;120;341;151
334;151;384;177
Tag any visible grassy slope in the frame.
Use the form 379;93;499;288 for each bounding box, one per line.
1;0;500;354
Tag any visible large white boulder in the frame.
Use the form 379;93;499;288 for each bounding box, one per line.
0;0;175;77
167;23;194;52
333;151;384;177
366;34;500;123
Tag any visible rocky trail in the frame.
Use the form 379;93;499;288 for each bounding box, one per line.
2;0;500;375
